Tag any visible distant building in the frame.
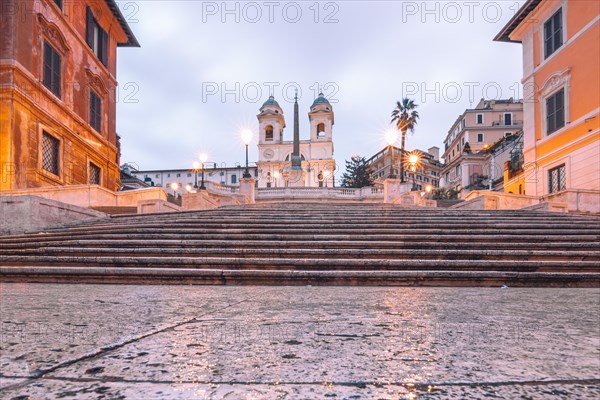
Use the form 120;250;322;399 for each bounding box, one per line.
128;164;258;195
495;0;599;197
0;0;139;191
366;146;442;191
120;164;150;191
440;99;524;193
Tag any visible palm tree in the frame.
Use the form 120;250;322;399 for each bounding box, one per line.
391;98;419;183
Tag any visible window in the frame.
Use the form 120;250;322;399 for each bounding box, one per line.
265;125;274;141
477;133;484;142
176;173;181;177
41;132;60;176
187;173;192;177
86;7;108;66
89;89;101;132
461;137;465;145
546;88;565;134
505;132;512;137
317;123;325;137
89;162;101;184
548;164;566;193
544;8;563;59
231;174;237;184
43;41;61;98
504;113;512;126
476;114;483;124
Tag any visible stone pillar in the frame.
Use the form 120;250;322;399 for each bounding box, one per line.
384;178;402;203
239;178;256;204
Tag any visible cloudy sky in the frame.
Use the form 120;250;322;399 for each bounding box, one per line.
116;0;525;177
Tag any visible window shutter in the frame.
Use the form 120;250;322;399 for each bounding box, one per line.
86;7;94;48
100;28;109;66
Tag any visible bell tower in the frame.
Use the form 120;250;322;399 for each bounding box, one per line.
308;92;334;142
257;95;285;144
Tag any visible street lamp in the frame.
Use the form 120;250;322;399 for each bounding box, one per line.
192;161;200;189
185;184;193;193
199;153;208;190
385;128;399;179
273;170;280;188
170;182;179;196
408;153;420;191
241;129;253;178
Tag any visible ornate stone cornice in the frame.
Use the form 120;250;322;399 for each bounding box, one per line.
37;14;70;54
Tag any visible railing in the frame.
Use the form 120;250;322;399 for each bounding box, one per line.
205;181;239;194
492;120;523;127
256;186;383;199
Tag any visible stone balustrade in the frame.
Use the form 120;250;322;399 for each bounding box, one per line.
256;186;383;201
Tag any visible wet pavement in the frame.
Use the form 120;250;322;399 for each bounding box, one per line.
1;284;598;399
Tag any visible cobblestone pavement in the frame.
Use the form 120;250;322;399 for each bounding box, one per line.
1;284;598;399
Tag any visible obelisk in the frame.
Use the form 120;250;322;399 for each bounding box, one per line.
289;91;305;186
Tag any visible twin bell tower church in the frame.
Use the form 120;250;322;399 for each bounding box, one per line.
256;92;336;188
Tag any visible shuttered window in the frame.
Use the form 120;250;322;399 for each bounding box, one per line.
43;41;61;98
544;9;563;59
89;89;102;132
546;89;565;134
86;7;109;66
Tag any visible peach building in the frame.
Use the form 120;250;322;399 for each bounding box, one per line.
440;98;524;192
0;0;139;192
495;0;600;198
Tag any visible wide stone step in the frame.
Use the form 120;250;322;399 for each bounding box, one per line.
3;247;597;261
0;233;597;245
20;221;600;234
1;239;597;251
0;266;598;287
1;265;597;286
1;255;598;272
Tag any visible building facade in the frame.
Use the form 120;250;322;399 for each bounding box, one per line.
495;0;599;197
128;165;258;193
0;0;138;192
366;146;442;191
440;99;524;192
256;94;336;188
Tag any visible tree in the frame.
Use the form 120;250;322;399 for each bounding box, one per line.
391;98;420;183
341;155;373;188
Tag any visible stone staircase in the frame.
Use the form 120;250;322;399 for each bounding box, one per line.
0;203;598;286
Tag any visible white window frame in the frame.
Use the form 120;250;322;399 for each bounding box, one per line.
477;133;484;143
476;113;484;125
503;112;513;126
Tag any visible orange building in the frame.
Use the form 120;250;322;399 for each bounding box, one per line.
0;0;138;191
495;0;599;200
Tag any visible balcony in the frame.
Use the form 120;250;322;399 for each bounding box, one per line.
492;120;523;127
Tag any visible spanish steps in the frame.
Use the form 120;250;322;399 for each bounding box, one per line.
1;203;599;286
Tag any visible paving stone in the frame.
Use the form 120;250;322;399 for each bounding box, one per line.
1;284;598;398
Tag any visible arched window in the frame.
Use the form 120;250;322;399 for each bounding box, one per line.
317;123;325;137
265;125;274;141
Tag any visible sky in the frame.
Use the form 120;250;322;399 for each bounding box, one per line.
116;0;525;177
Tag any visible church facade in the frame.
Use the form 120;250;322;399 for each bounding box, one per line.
256;93;336;188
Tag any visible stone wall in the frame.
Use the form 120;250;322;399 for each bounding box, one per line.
0;195;106;235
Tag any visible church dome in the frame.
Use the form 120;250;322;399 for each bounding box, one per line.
262;95;280;108
312;92;330;106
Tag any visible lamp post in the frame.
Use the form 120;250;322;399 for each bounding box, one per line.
170;182;179;196
409;153;420;191
199;153;208;190
185;184;193;193
274;170;280;188
192;161;200;189
241;129;253;178
385;128;399;179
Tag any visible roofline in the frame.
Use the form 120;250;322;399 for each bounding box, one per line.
130;166;257;173
105;0;140;47
494;0;542;43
